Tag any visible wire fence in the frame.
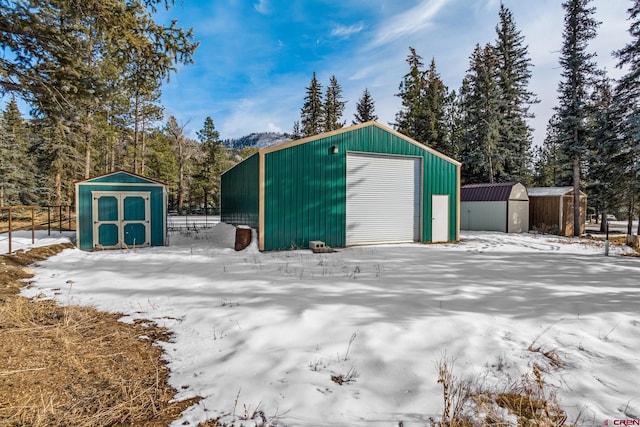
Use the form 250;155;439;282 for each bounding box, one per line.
166;214;220;231
0;205;75;254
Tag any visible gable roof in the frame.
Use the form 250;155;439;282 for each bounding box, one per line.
527;186;586;197
261;121;461;166
461;182;522;202
75;170;167;186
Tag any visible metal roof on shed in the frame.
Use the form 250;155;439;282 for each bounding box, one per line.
461;183;519;202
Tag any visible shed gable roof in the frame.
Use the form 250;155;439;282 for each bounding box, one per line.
461;182;520;202
76;170;166;186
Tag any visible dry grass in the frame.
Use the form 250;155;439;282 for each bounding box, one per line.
0;244;199;427
432;358;578;427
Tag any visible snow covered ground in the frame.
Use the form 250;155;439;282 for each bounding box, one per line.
9;226;640;426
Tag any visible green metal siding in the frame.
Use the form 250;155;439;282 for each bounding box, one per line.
220;153;260;228
262;125;459;251
76;174;166;251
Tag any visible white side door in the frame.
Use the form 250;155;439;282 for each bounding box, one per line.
431;194;449;243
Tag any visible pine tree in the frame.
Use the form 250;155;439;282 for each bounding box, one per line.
460;44;502;184
395;48;426;142
554;0;600;236
585;73;624;231
0;0;198;193
442;90;464;159
165;116;190;213
291;121;302;140
324;75;346;132
534;115;568;187
613;0;640;234
352;88;378;124
300;72;324;137
145;128;178;205
196;117;224;208
494;4;538;184
423;58;449;152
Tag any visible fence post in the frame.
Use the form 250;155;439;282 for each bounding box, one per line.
59;205;62;233
31;206;35;244
8;206;12;254
47;206;51;236
68;205;71;231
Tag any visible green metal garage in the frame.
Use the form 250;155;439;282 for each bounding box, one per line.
75;171;167;251
221;121;460;251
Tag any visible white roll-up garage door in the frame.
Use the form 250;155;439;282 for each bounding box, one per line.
346;152;421;245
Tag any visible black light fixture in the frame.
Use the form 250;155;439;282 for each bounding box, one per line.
330;145;338;154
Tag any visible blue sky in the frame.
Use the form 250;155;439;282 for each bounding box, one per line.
156;0;632;146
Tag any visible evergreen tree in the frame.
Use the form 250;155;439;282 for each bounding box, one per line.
300;72;324;137
494;4;538;184
165;116;190;213
291;121;302;140
459;44;502;184
31;117;82;205
395;48;427;142
585;73;623;231
423;58;449;152
534;115;568;187
324;75;346;132
0;0;197;112
138;89;164;176
196;117;224;208
352;88;378;124
0;98;36;205
554;0;600;236
145;128;178;199
613;0;640;234
0;0;198;195
441;90;464;159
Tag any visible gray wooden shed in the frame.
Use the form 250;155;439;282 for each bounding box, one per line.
461;182;529;233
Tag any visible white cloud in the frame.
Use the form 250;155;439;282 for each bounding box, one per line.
266;122;282;133
369;0;452;48
254;0;269;15
331;23;365;38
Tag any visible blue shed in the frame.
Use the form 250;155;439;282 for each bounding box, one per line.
75;170;167;251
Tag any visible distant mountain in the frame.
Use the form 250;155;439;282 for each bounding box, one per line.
223;132;291;150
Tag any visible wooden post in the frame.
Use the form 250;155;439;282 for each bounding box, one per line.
8;206;12;254
31;206;35;244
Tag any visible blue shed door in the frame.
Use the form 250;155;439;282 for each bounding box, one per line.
92;192;151;249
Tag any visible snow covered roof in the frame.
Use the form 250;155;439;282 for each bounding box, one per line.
527;186;585;197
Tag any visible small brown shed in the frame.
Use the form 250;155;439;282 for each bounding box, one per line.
528;187;587;236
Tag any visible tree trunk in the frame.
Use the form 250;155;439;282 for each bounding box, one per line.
133;95;140;174
178;139;184;213
572;155;581;237
54;171;62;207
140;112;147;175
629;195;635;235
84;110;92;179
